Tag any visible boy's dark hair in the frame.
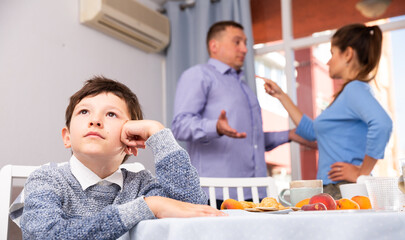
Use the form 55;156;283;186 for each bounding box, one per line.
65;76;143;128
65;76;143;163
206;20;244;54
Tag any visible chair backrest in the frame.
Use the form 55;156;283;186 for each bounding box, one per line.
200;177;278;209
0;162;145;240
0;165;40;240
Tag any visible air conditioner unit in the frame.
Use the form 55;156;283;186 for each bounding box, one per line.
80;0;170;53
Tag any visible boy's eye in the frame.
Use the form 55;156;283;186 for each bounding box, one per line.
79;110;88;115
107;112;117;118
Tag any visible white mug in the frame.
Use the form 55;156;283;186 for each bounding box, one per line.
278;180;323;207
339;183;368;199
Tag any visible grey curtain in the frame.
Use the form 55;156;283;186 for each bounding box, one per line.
164;0;256;126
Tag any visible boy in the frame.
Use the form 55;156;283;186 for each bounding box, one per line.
20;76;224;239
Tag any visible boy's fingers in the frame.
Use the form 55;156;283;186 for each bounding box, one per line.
131;147;138;156
124;140;146;147
136;143;146;148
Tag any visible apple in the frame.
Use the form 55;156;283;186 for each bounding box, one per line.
301;202;327;211
309;193;337;210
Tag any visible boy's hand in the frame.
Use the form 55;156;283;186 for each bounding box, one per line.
121;120;164;155
144;196;227;218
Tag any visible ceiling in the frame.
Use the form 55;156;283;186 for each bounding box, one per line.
251;0;405;44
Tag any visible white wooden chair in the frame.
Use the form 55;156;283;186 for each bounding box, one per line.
0;164;40;240
0;162;145;240
200;177;278;209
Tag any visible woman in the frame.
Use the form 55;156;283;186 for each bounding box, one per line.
264;23;392;199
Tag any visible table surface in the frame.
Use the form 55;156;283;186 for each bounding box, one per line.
124;209;405;240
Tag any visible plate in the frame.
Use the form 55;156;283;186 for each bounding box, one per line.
244;208;262;212
255;207;278;211
244;208;292;214
258;209;293;214
289;209;376;214
245;207;293;214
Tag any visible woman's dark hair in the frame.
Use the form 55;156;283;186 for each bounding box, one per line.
331;23;382;101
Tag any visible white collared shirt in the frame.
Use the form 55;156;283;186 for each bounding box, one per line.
70;155;123;191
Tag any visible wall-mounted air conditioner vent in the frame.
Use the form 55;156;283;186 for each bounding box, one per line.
80;0;170;53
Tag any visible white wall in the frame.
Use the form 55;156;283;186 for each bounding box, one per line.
0;0;165;172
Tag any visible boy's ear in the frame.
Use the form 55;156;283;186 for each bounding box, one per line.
62;127;71;149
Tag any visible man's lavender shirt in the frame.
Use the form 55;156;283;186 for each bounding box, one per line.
172;58;289;199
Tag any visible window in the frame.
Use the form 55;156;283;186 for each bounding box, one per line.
253;1;405;190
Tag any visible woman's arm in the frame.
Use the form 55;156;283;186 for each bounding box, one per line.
328;82;392;183
263;79;303;126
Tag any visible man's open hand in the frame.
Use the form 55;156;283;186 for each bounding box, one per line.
216;110;246;138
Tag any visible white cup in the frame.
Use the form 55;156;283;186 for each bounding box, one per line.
339;183;368;199
279;180;323;207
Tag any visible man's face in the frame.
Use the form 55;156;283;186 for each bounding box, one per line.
62;93;131;163
210;26;247;71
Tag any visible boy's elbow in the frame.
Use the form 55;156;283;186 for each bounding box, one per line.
21;222;49;240
20;212;64;239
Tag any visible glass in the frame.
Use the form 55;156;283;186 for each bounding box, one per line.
365;177;404;211
400;159;405;176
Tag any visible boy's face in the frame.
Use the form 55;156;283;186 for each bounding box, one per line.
62;93;132;163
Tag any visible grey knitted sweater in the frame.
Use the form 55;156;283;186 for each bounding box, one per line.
20;128;208;239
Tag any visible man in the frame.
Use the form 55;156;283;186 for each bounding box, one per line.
172;21;314;207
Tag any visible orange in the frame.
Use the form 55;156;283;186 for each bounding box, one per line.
335;200;340;210
220;199;244;210
295;198;310;208
336;198;360;210
351;196;372;209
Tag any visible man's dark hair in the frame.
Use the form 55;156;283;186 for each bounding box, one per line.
206;21;244;54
